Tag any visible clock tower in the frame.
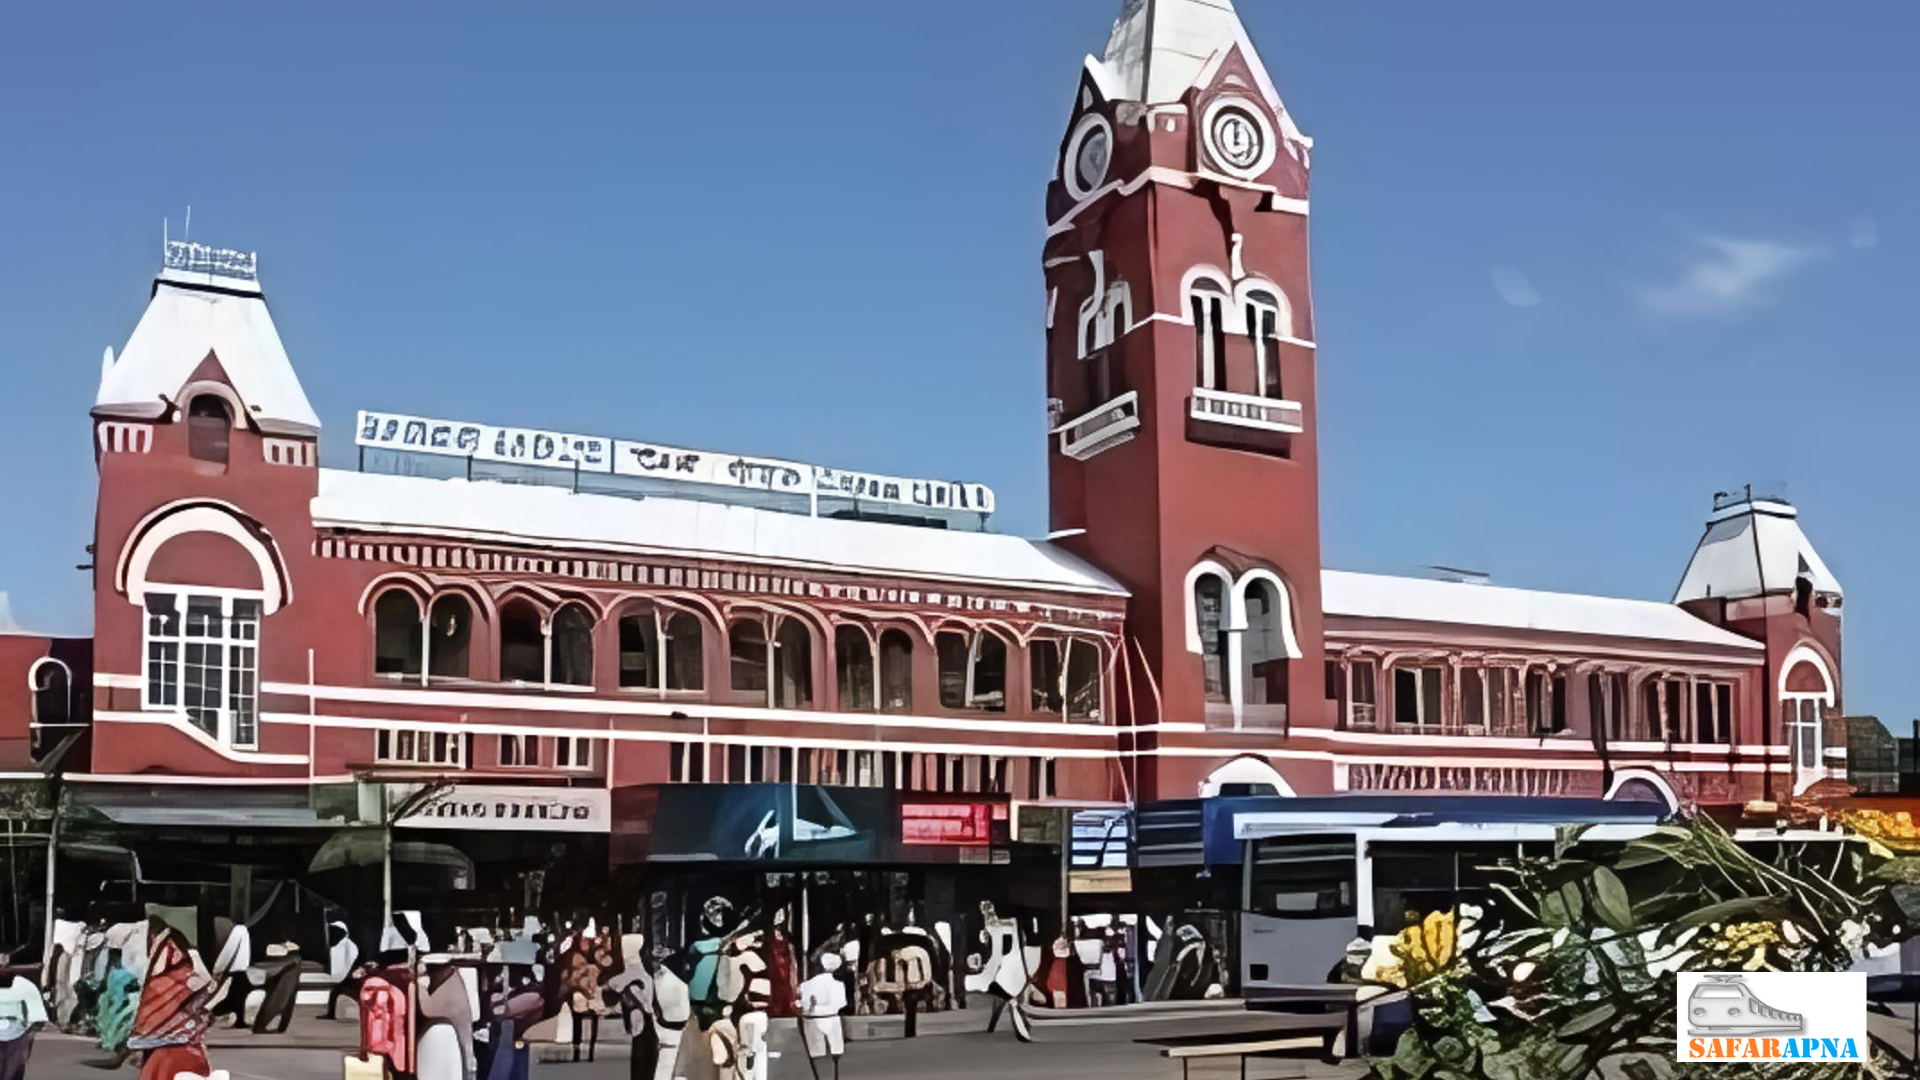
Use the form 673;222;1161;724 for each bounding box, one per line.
1043;0;1330;799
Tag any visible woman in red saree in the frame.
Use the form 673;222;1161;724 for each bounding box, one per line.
127;924;213;1080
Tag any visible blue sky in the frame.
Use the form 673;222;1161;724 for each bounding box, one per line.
1;2;1913;721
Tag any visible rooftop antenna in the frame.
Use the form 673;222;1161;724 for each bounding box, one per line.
183;205;192;243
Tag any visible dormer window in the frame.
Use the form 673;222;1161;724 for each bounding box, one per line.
187;395;233;465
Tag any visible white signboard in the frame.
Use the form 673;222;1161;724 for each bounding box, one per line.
358;410;994;515
395;784;611;834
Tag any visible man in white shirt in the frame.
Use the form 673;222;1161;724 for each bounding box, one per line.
797;953;848;1079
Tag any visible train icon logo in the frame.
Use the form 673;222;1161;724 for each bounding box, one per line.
1686;974;1803;1037
1676;972;1864;1063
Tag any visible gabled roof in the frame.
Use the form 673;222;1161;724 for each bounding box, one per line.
94;270;319;437
311;470;1129;599
1674;499;1842;603
1322;569;1763;652
1097;0;1281;107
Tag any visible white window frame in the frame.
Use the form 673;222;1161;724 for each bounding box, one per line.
142;588;261;749
552;734;594;771
1392;665;1443;728
375;727;468;768
28;657;73;726
499;733;538;768
1190;288;1228;390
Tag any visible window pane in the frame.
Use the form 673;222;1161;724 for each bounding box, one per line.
428;596;473;678
970;632;1007;712
774;619;813;709
231;599;261;639
665;612;705;691
1194;577;1227;704
146;593;180;637
229;644;257;747
499;602;545;683
551;605;595;687
1394;668;1420;726
836;626;875;712
1030;640;1064;715
619;612;660;689
374;591;423;675
186;596;222;638
937;632;969;709
1066;640;1101;722
187;395;232;464
1241;581;1289;709
879;630;913;714
183;642;223;737
730;618;768;693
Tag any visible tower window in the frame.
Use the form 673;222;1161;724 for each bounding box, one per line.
187;395;233;465
1245;289;1287;399
1189;284;1228;391
1194;575;1228;703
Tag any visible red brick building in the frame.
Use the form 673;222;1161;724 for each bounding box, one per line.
21;0;1848;955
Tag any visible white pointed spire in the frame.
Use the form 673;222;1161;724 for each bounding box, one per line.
1099;0;1280;107
94;242;320;436
99;346;115;390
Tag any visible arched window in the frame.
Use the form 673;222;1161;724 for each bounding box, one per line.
30;658;72;726
1240;579;1290;711
836;626;876;712
774;617;814;709
1188;280;1229;391
550;604;595;687
664;611;704;691
187;395;233;465
427;595;472;678
879;630;913;714
499;600;545;683
1193;575;1228;704
1244;288;1285;399
373;590;423;676
1066;639;1102;722
730;616;768;693
619;606;661;689
937;629;1007;713
1031;638;1101;721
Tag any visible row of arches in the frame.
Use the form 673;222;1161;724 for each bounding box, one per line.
367;584;1110;722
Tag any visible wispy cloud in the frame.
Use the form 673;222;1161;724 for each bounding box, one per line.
1634;233;1828;318
1849;217;1879;250
1490;265;1541;307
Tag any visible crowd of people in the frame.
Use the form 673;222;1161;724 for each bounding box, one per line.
0;896;1227;1080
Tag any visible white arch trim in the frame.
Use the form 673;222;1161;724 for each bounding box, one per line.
177;380;248;428
1233;277;1295;340
1604;768;1679;815
1180;265;1233;306
1182;560;1234;654
1200;755;1295;798
118;501;288;614
28;656;72;724
1777;643;1836;704
1230;568;1304;661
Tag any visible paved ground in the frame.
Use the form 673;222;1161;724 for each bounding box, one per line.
21;1010;1372;1080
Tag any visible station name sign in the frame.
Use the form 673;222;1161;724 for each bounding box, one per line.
356;410;996;515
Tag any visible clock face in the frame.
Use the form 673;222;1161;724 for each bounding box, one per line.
1210;106;1266;172
1074;127;1112;193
